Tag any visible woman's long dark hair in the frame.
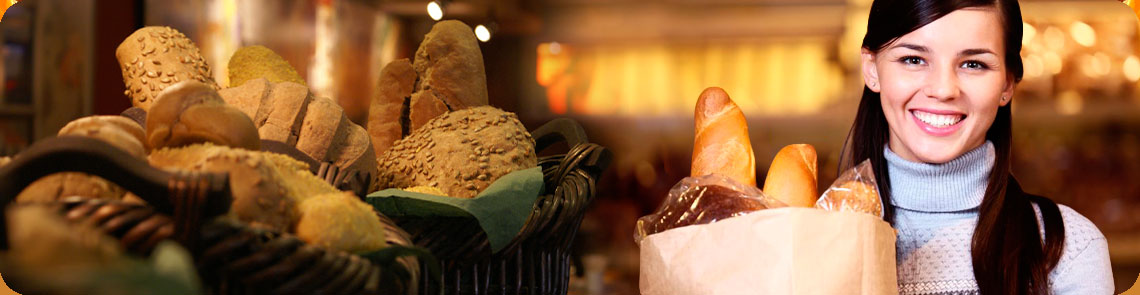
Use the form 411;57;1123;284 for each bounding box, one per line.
841;0;1066;293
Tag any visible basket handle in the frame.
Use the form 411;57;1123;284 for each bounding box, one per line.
0;136;232;250
531;118;610;174
532;118;588;153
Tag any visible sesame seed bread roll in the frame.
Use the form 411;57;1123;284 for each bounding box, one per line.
373;106;537;198
116;26;218;111
691;87;756;187
763;144;819;207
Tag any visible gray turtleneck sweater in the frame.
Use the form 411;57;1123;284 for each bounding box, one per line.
886;141;1114;294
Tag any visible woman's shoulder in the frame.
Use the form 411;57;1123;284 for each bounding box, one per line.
1033;203;1110;270
1033;203;1115;292
1033;203;1106;245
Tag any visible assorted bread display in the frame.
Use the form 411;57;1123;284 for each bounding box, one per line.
6;18;540;258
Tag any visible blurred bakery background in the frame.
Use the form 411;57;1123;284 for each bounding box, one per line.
0;0;1138;293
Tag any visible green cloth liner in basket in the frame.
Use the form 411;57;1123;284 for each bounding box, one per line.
365;167;544;252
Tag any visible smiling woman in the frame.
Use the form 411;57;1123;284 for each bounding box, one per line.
843;0;1115;294
861;7;1012;164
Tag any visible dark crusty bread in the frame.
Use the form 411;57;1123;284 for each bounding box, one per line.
412;20;489;113
368;59;416;157
367;20;490;161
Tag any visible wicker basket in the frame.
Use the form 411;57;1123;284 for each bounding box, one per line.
0;136;418;294
393;118;611;295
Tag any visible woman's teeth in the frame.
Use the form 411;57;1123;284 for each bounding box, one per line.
913;110;964;128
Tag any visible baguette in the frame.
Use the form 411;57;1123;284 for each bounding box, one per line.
763;144;819;207
691;87;756;186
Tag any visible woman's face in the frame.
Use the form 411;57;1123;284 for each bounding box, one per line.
861;7;1014;163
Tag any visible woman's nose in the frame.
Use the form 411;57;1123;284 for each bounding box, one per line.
922;66;960;100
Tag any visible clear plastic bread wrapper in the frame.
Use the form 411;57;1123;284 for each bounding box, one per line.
634;174;785;245
814;159;885;218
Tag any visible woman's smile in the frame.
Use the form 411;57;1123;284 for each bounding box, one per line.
910;108;966;136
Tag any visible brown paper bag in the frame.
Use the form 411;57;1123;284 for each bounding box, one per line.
640;207;898;295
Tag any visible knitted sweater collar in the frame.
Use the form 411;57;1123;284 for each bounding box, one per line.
883;141;995;212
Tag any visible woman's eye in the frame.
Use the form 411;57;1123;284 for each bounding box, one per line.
962;61;989;70
899;56;924;65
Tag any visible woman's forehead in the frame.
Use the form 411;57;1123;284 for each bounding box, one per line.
887;7;1005;55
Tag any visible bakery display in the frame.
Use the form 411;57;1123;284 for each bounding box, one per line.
145;81;261;151
763;144;819;207
116;26;218;111
226;45;306;87
3;15;608;295
691;87;756;187
373;106;537;199
368;20;489;157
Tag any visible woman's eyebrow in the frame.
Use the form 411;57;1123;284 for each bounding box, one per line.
959;48;997;57
889;43;928;52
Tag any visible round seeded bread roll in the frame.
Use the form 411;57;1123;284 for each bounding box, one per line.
374;106;537;199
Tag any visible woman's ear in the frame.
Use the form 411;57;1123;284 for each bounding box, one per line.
999;74;1016;106
861;49;881;93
